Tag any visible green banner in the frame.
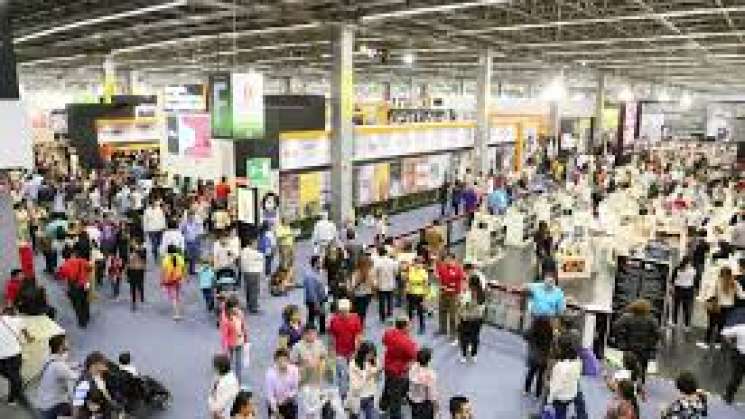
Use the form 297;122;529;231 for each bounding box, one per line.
209;73;232;138
247;158;271;189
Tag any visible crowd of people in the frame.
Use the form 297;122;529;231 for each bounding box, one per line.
1;144;744;419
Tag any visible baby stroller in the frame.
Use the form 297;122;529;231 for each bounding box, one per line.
214;269;240;326
105;361;172;415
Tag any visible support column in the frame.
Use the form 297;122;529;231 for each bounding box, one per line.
329;23;355;226
103;55;117;103
382;81;391;101
592;72;606;153
128;70;142;95
457;78;466;97
282;76;292;94
0;0;19;99
475;49;492;176
549;101;560;152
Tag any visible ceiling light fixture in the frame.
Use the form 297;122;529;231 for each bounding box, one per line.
361;0;508;21
14;0;187;44
540;76;566;101
402;52;415;66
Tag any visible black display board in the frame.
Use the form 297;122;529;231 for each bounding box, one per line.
609;256;669;346
65;103;134;169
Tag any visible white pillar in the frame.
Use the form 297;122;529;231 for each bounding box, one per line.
329;23;355;226
475;49;492;176
592;72;606;153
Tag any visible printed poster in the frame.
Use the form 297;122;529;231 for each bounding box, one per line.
209;73;232;138
232;72;265;139
299;172;322;218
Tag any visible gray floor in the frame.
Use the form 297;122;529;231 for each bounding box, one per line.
2;204;744;418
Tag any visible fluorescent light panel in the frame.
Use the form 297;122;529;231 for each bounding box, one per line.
362;0;508;21
14;0;187;44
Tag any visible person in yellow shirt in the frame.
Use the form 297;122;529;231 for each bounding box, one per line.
161;245;187;320
406;257;429;334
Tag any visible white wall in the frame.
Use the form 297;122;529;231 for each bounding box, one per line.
0;100;33;170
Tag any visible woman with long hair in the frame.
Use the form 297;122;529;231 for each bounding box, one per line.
604;378;639;419
699;266;745;349
458;275;486;363
547;336;582;419
523;316;554;397
347;341;380;419
160;245;186;320
351;255;375;324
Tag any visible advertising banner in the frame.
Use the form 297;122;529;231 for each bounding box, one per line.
164;84;206;111
279;133;331;170
237;188;256;224
96;118;160;143
299;172;322;217
178;113;211;158
356;164;375;205
209;73;232;138
247;157;271;189
373;163;390;202
232;72;264;139
280;174;300;220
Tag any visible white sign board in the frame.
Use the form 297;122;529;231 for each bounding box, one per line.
0;101;33;169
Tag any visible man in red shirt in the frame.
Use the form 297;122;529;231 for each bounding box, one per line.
328;298;362;400
214;177;231;203
59;250;91;328
381;315;418;419
436;253;465;343
3;269;24;307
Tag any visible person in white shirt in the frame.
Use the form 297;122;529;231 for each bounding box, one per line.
208;354;240;419
37;334;78;418
160;220;186;259
311;212;337;256
374;247;399;323
214;234;238;281
0;310;33;409
143;200;167;259
672;256;697;329
547;338;582;418
241;239;265;314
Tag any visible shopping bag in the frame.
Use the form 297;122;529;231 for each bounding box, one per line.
578;347;601;377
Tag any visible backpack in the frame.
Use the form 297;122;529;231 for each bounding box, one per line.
161;255;184;285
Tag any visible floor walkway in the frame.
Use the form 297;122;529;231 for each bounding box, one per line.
2;204;745;418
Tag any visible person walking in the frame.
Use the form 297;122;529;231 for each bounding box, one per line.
523;316;554;398
451;180;463;216
408;348;438;419
723;320;745;404
36;335;78;419
240;238;264;314
220;296;248;385
613;299;660;395
265;348;300;419
374;246;399;324
303;256;327;334
699;266;745;349
181;210;204;275
380;316;418;419
671;256;696;329
547;337;583;419
457;276;486;363
161;245;187;320
143;199;166;259
275;217;296;277
60;250;92;328
328;299;362;401
436;253;466;343
0;307;34;410
198;258;217;312
127;237;147;311
350;255;375;324
208;354;240;419
258;222;277;278
324;244;347;307
406;257;429;334
347;341;380;419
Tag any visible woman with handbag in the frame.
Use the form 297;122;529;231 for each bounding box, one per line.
698;266;745;349
457;276;486;364
350;255;375;324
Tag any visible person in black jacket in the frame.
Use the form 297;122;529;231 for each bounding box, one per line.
613;299;660;397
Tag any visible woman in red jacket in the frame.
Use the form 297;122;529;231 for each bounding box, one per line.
220;296;248;385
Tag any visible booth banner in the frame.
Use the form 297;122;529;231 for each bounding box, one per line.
246;158;271;189
356;164;375;205
231;72;264;139
299;172;323;217
279;133;331;170
164;84;206;111
166;113;211;157
622;102;638;146
96;118;160;143
415;158;431;190
489;125;517;144
354;125;474;160
209;73;232;138
279;174;300;220
237;187;256;224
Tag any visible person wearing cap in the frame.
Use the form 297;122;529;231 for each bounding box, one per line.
328;298;362;400
381;316;418;419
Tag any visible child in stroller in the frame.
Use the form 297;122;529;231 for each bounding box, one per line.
213;268;240;326
105;353;171;414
